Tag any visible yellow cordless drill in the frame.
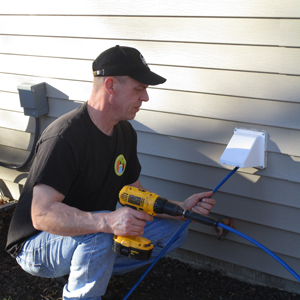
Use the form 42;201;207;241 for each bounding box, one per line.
112;186;218;260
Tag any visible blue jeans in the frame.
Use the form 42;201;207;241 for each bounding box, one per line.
16;217;188;299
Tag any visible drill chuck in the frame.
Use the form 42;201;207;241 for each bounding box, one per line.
183;210;218;227
154;197;184;216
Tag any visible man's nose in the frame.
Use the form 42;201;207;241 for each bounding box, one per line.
140;89;149;102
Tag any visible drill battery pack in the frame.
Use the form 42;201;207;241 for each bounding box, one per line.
112;235;153;261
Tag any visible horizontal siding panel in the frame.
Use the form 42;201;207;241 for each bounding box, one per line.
1;36;300;75
139;175;300;234
47;98;82;118
1;54;300;102
1;0;300;17
0;145;31;172
0;111;54;135
182;231;300;282
0;54;92;82
136;132;300;183
133;110;300;157
145;89;300;128
212;193;300;235
0;91;22;112
0;109;55;133
0;73;92;101
0;110;31;131
188;220;300;259
2;87;300;131
1;94;299;157
0;164;28;185
154;66;300;103
2;74;300;156
0;127;33;150
138;154;300;209
1;16;300;47
0;91;82;117
3;105;298;158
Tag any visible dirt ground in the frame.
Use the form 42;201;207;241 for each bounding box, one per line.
1;209;300;300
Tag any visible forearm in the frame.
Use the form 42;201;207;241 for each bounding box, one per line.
32;201;111;236
31;183;112;236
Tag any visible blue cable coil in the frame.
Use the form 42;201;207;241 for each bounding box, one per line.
122;167;300;300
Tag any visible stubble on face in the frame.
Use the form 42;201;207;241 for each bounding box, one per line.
113;77;149;121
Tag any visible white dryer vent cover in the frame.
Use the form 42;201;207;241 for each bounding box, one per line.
220;128;267;169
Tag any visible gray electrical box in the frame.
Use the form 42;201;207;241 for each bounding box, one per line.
17;82;49;117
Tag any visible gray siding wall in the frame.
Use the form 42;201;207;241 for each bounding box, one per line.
0;0;299;292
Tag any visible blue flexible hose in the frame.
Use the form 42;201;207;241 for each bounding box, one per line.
122;166;300;300
122;167;239;300
212;167;239;194
217;223;300;282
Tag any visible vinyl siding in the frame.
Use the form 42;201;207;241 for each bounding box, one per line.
0;0;299;292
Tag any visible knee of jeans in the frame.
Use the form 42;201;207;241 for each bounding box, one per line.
16;256;53;278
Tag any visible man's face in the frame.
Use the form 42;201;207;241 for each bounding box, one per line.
112;76;149;120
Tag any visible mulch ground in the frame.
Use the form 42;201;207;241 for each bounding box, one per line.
1;209;299;300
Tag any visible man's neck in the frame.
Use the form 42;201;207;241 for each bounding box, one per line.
87;101;116;136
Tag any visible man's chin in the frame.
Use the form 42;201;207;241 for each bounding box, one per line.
123;113;136;121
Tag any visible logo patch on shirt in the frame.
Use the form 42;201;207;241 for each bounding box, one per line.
115;155;126;176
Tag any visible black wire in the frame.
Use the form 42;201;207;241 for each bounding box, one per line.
0;117;40;170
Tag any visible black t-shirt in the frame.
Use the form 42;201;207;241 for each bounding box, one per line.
6;102;141;258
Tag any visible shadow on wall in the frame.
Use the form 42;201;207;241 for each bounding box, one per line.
130;119;300;212
0;83;78;197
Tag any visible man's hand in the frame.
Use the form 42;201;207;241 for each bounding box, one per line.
182;191;216;215
105;206;153;237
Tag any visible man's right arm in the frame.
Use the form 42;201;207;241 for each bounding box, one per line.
31;183;153;237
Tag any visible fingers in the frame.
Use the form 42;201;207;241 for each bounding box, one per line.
201;196;216;206
192;204;212;215
112;207;153;237
201;191;214;198
129;210;153;235
131;209;154;222
183;191;216;215
187;192;216;215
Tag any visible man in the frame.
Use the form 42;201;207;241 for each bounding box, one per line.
6;45;216;299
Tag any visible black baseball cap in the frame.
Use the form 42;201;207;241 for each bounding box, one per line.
92;45;166;85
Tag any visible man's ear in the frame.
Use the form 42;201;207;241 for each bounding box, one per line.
104;77;115;95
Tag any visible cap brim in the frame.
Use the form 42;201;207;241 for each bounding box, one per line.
130;71;166;86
